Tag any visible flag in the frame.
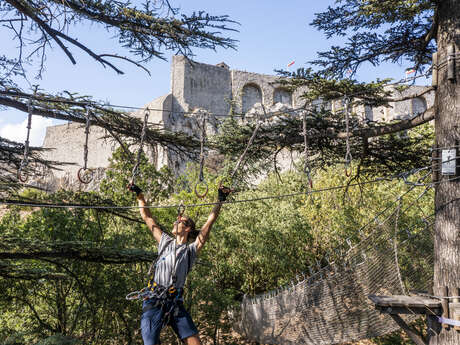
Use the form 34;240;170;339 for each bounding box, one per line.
405;68;416;75
287;60;295;68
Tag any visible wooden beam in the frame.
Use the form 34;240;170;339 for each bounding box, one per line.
389;314;427;345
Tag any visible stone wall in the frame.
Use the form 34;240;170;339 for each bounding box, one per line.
172;55;232;116
42;122;115;179
369;85;434;122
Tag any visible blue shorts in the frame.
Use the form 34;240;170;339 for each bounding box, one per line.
141;298;198;345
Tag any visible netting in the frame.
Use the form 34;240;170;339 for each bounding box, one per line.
230;186;434;345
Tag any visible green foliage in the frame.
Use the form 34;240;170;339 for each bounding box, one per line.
0;142;434;344
277;67;392;106
310;0;436;77
33;334;81;345
0;145;175;345
212;109;435;178
100;146;174;206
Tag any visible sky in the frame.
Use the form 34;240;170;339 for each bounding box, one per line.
1;0;425;146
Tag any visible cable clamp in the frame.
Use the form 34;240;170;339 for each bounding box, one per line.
177;201;185;217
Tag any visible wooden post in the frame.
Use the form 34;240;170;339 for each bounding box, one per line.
442;286;450;329
453;288;460;331
431;6;460;343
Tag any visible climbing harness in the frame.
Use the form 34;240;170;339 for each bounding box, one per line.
127;234;194;327
18;88;37;183
131;111;149;185
77;107;94;184
126;204;190;302
302;108;313;189
344;97;353;177
194;113;208;198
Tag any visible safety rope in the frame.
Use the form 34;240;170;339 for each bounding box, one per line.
0;166;437;210
18;87;37;183
302;108;313;188
131;112;149;185
227;105;265;187
344;96;353;177
195;112;208;198
77;107;94;184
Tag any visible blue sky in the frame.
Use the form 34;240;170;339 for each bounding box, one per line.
1;0;425;146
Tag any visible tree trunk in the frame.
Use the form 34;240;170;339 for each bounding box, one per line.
430;1;460;344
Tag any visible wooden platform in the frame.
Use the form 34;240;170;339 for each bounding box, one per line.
369;294;442;315
368;294;443;345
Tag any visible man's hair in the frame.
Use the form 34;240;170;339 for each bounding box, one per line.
184;217;199;242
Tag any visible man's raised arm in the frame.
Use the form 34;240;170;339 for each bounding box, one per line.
195;186;231;253
128;184;163;243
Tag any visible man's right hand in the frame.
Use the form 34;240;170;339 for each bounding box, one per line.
127;183;143;196
218;185;232;202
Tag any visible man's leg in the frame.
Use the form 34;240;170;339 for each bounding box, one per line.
184;335;201;345
170;302;199;344
141;302;164;345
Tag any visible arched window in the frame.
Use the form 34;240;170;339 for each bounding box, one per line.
242;84;262;113
273;88;292;106
411;97;427;117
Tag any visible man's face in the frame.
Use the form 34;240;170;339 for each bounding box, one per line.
172;216;190;236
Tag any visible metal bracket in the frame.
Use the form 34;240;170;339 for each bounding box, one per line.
441;149;456;175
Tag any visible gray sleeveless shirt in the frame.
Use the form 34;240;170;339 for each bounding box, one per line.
153;233;198;288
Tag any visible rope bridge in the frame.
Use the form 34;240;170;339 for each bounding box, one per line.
230;184;434;345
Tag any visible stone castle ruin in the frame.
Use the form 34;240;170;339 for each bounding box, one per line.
40;56;435;190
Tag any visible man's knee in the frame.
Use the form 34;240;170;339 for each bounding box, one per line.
184;334;201;345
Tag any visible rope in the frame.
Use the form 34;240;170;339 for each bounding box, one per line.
302;108;313;188
195;112;208;198
83;108;90;171
17;87;37;183
0;166;434;210
227;105;265;187
77;107;94;184
344;96;352;177
131;111;149;185
199;115;206;182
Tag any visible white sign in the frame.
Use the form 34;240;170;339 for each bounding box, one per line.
441;149;457;175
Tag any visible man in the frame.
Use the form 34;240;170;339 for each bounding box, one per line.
128;183;230;345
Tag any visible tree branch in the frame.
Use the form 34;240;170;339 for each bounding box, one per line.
335;106;434;139
0;261;69;280
0;237;157;264
5;0;76;65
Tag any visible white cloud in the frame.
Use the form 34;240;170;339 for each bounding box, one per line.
0;116;53;147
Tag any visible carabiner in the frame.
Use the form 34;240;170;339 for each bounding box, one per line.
177;201;185;217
